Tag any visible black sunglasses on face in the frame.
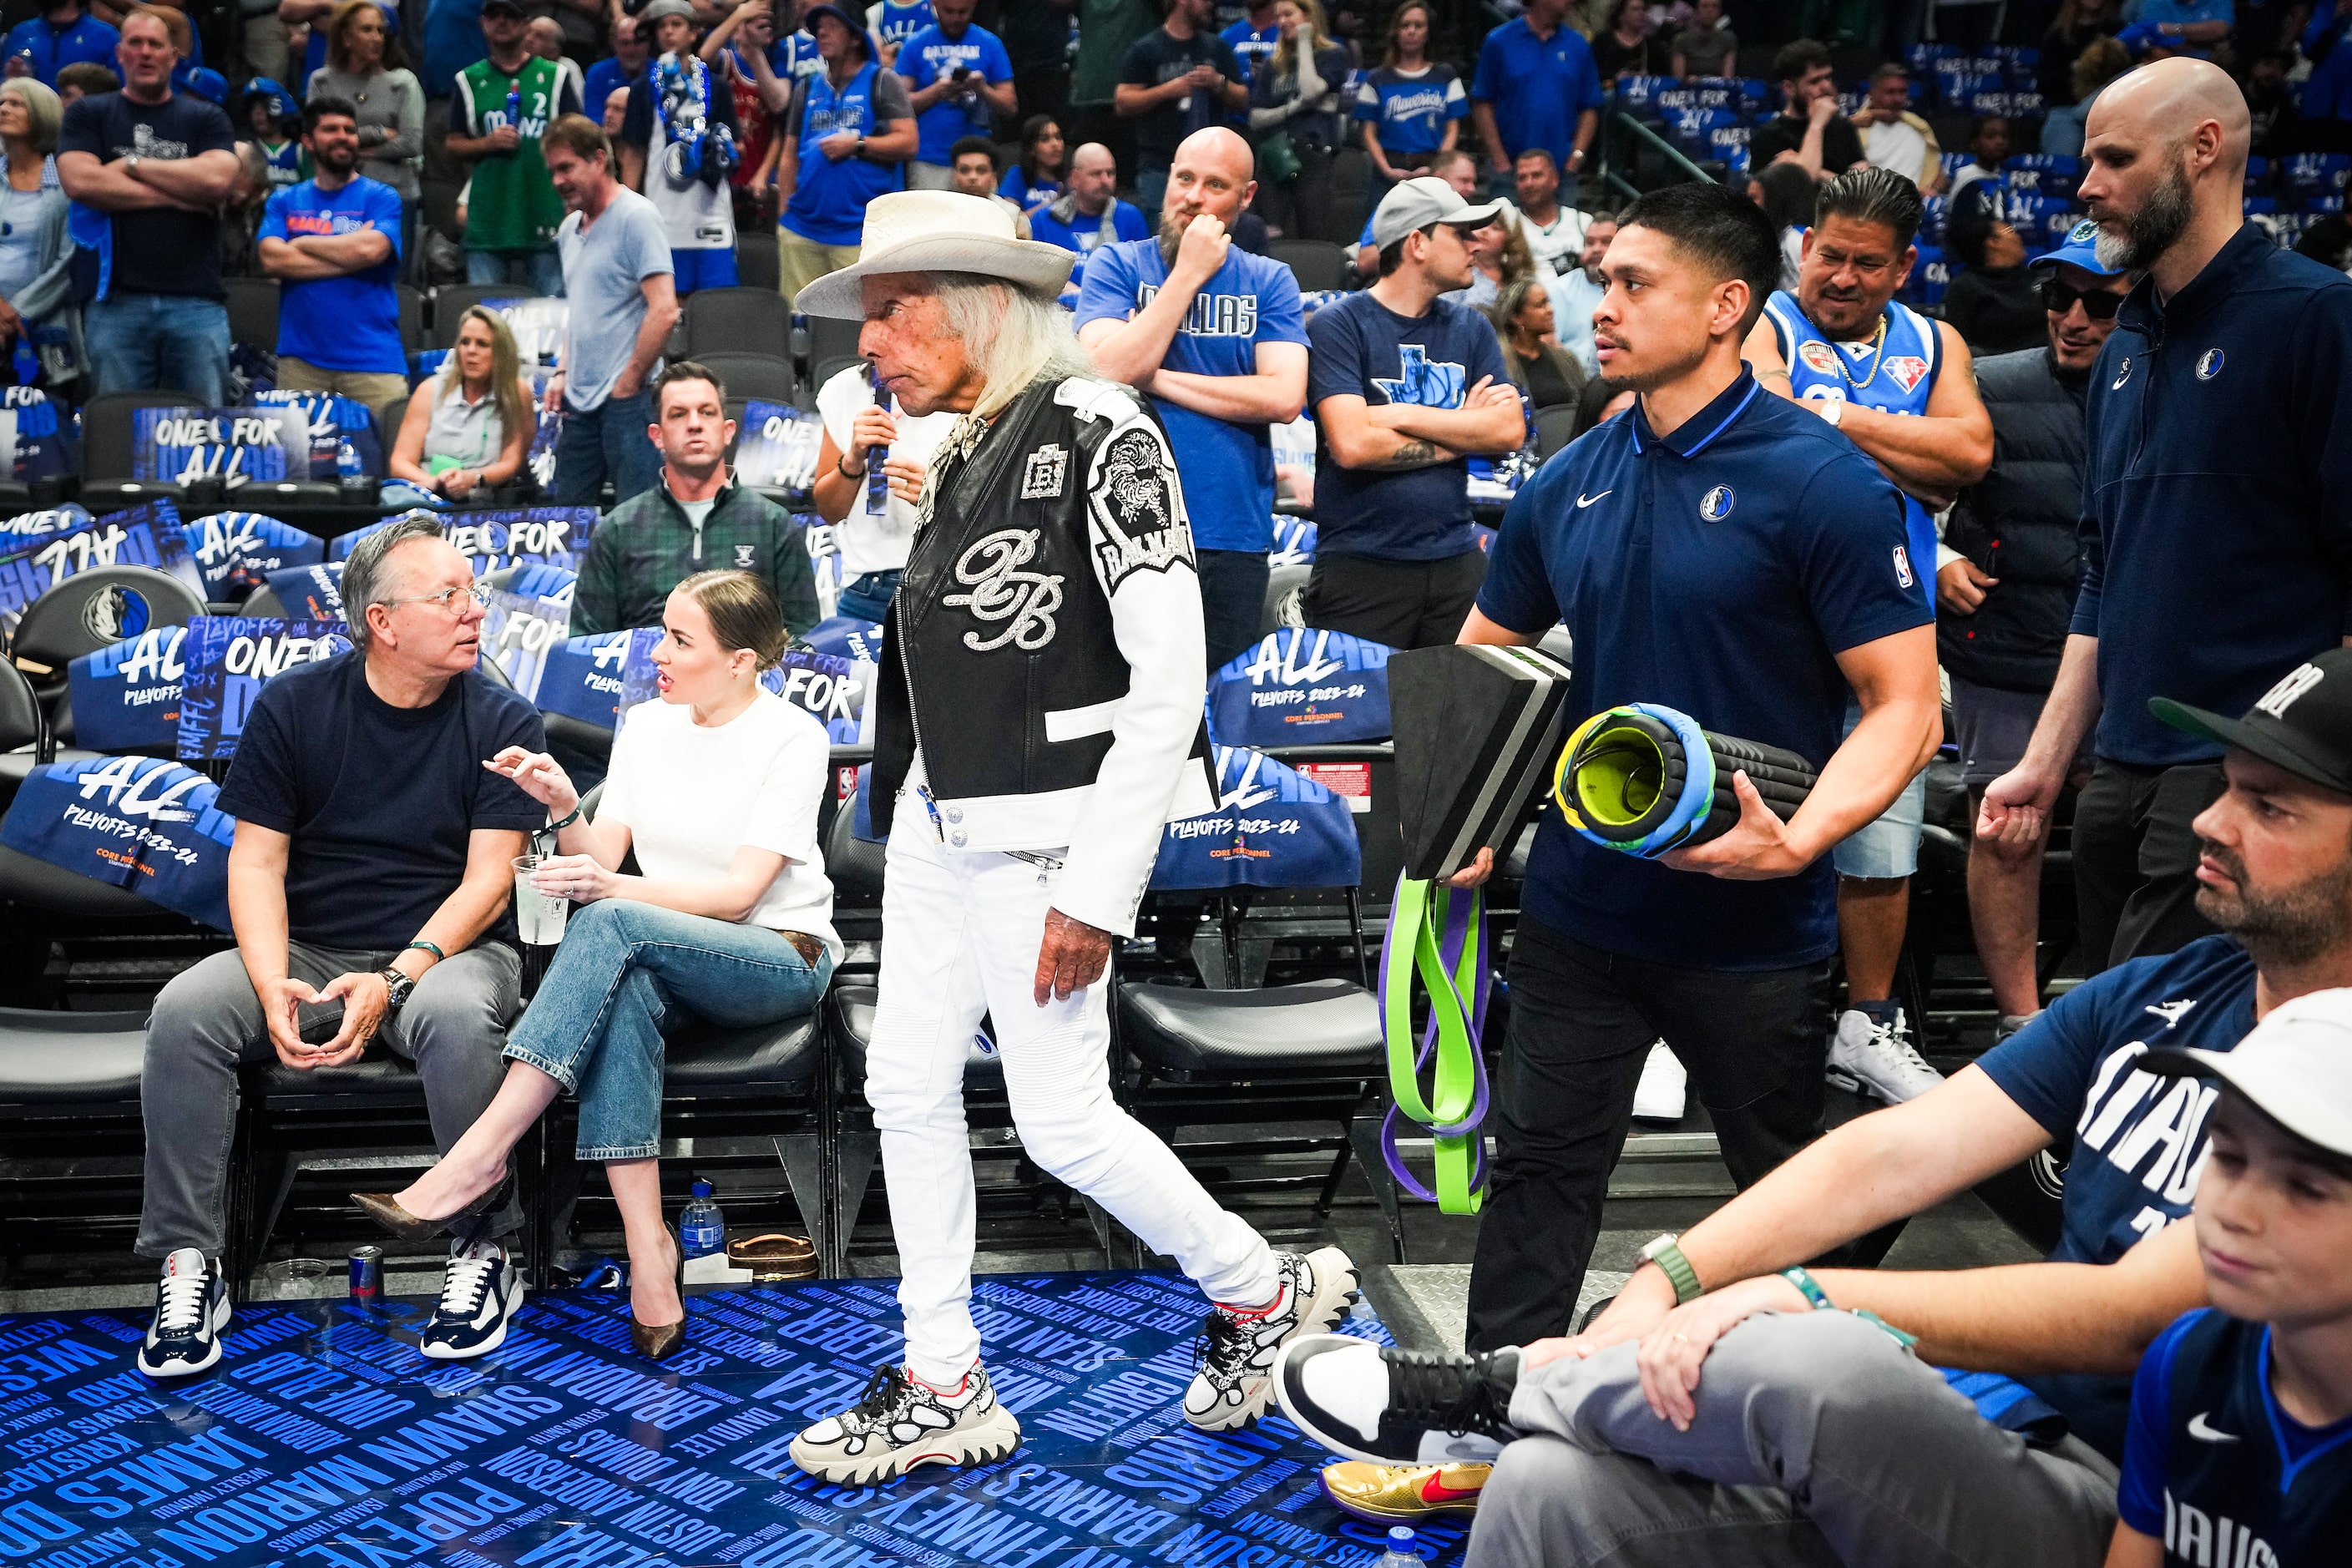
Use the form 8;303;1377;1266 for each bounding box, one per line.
2038;277;2124;319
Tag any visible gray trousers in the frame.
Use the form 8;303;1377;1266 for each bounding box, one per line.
1467;1311;2119;1568
136;943;524;1259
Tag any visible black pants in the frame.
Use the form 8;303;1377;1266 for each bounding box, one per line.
1465;918;1836;1353
1254;143;1334;243
1302;549;1485;650
2072;758;2224;974
1198;547;1272;674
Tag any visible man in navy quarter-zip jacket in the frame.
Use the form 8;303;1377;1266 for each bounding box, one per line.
571;361;822;635
1981;57;2352;974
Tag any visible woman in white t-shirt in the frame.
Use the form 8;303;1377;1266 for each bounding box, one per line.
808;357;957;623
356;569;837;1358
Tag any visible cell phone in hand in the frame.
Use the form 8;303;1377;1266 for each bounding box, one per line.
296;997;346;1048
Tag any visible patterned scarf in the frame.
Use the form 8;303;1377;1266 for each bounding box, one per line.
915;411;989;532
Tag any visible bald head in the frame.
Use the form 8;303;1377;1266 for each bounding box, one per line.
1068;141;1116;213
2077;57;2249;286
1163;126;1256;233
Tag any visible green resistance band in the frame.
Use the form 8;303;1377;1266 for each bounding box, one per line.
1380;874;1492;1215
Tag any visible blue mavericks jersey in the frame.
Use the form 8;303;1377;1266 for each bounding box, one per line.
2118;1310;2352;1567
870;0;933;55
1763;289;1943;604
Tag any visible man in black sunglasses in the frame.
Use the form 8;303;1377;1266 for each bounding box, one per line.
1937;220;2128;1050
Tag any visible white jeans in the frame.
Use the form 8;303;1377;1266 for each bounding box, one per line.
869;797;1277;1384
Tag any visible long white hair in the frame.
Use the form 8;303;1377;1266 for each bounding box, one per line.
930;273;1095;417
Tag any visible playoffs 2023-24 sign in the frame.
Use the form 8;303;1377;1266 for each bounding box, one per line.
0;1272;1466;1568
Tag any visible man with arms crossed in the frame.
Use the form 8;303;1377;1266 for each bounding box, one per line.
1278;645;2352;1566
1078;125;1308;672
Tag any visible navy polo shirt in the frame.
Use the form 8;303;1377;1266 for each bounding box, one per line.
2077;222;2352;766
1478;369;1930;970
1469;16;1603;169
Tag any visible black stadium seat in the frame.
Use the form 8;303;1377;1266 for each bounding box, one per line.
224;276;281;351
1271;239;1350;292
1535;402;1581;460
684;286;792;362
696;350;797;405
737;229;780;293
78;389;200;506
11;565;207;701
430;282;539;348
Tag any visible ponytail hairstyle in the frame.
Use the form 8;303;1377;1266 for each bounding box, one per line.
675;569;792;672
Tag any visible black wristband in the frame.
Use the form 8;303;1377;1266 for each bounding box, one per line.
547;802;583;832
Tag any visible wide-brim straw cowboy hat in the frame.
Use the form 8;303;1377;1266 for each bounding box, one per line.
792;190;1078;319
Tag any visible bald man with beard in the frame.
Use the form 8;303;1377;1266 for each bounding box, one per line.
1982;58;2352;976
1075;126;1311;671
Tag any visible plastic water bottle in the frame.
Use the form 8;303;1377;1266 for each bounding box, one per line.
1374;1527;1422;1567
335;438;362;479
505;84;522;132
679;1178;725;1260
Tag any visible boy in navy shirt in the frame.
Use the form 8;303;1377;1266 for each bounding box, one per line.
2113;997;2352;1568
257;95;407;427
1077;125;1307;671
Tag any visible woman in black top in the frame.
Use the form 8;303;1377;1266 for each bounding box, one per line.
1591;0;1669;79
1941;212;2051;358
1490;275;1586;411
1247;0;1352;241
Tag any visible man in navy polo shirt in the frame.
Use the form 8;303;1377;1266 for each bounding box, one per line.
1469;0;1601;205
259;95;407;426
1276;644;2352;1558
1455;179;1941;1358
1078;126;1307;671
1;0;115;88
1984;58;2352;975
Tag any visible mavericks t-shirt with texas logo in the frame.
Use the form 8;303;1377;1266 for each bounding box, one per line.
57;88;240;301
1305;289;1509;562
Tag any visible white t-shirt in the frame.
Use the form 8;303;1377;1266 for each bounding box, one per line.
1863;117;1931;187
600;688;842;961
814;361;959;578
1520;204;1591;276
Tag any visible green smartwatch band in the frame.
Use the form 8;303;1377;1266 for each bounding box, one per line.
1640;1234;1702;1304
406;939;445;962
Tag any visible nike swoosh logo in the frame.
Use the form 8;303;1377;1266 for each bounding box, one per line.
2188;1412;2238;1443
1419;1475;1486;1502
1576;490;1611;508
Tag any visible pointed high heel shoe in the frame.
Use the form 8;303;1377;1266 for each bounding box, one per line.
352;1168;513;1244
630;1229;688;1361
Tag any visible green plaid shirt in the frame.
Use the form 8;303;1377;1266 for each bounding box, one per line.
571;475;822;635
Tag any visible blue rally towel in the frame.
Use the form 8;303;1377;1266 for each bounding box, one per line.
536;628;656;730
68;628;189;753
0;754;236;929
1153;746;1358;891
180;511;324;599
261;561;346;623
129;406;306;487
801;615;885;662
175;617;351;761
1209;626;1395;748
1939;1368;2070;1445
0;500;202;633
0;503;94;539
252;388;384;478
330;507;592;575
617;641;874;745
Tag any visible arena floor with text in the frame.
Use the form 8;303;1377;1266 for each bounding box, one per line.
0;1271;1464;1568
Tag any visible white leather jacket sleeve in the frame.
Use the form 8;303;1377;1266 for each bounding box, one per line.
1051;381;1211;937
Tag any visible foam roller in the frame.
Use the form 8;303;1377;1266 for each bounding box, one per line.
1553;703;1818;857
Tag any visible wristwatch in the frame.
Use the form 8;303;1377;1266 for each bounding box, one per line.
124;154;141;176
1638;1232;1703;1304
377;967;416;1011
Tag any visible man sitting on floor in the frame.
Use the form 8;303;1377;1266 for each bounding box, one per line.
134;516;549;1377
1272;649;2352;1565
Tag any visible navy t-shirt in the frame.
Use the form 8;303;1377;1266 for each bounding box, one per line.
260;175;406;374
1476;370;1929;969
216;654;547;951
1976;933;2261;1455
1307;289;1510;563
1075;238;1308;553
1120;27;1242;170
58;89;238;301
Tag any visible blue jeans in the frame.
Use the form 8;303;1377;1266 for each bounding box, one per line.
84;294;230;402
552;389;661;505
466;248;566;296
503;899;834;1160
833;569;900;624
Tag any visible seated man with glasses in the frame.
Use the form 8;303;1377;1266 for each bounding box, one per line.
132;515;550;1378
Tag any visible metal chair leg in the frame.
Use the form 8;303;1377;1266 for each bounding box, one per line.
1348;1112;1409;1265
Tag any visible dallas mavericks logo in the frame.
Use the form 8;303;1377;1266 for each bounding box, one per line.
81;584;151;642
1698;485;1734;521
1373;344;1466;407
943;529;1063;651
2196;347;2225;381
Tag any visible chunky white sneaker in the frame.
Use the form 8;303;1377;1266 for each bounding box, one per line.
1631;1040;1687;1122
1827;1005;1945;1104
138;1248;230;1378
1183;1246;1360;1431
789;1363;1021;1485
417;1237;525;1360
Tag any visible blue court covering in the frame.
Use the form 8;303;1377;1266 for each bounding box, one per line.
0;1271;1469;1568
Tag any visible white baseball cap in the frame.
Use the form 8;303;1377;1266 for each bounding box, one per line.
2147;988;2352;1158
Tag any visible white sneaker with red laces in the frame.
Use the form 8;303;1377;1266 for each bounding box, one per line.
1183;1246;1360;1431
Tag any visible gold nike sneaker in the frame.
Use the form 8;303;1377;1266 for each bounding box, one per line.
1318;1461;1490;1523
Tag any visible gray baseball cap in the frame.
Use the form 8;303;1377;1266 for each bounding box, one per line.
1369;175;1508;251
640;0;698;22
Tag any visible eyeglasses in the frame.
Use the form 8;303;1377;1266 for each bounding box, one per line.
2038;277;2124;320
387;583;492;613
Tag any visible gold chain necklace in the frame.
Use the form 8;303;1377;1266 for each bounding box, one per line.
1834;315;1889;392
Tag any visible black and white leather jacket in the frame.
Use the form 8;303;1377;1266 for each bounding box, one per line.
871;372;1217;935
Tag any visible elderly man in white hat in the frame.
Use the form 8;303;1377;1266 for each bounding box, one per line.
786;190;1358;1485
